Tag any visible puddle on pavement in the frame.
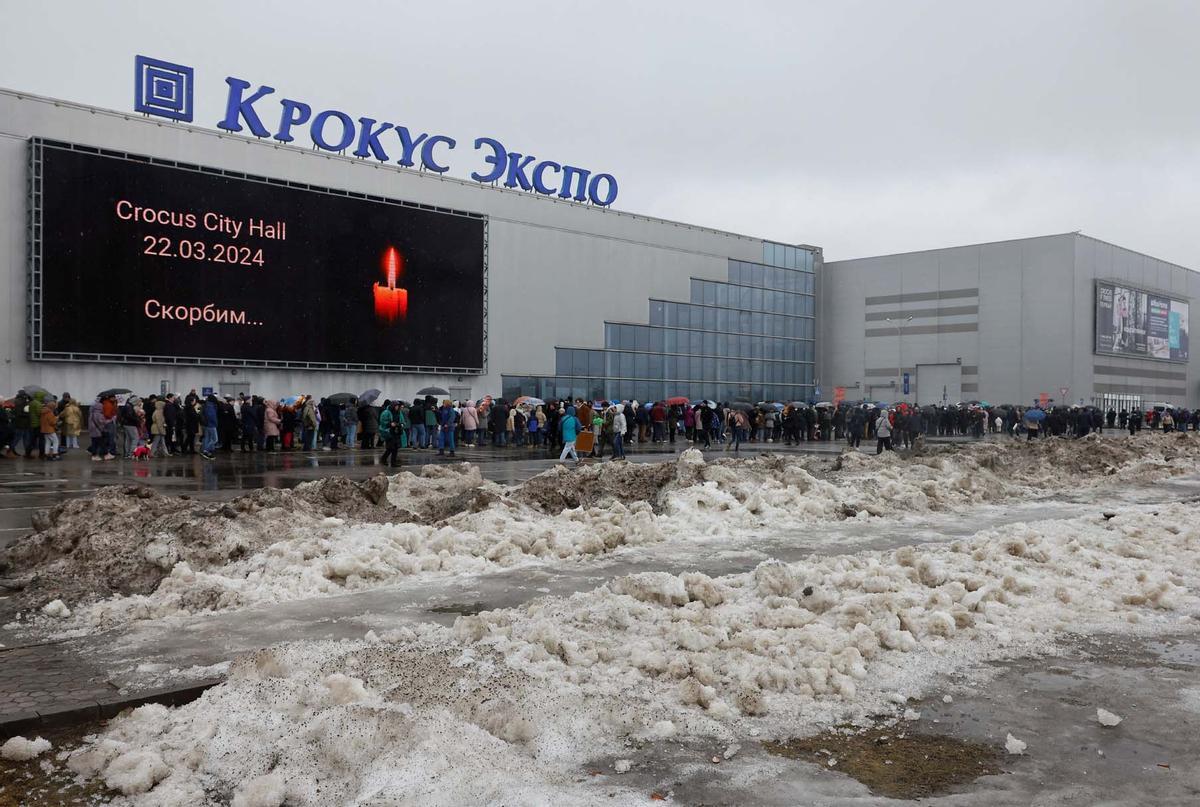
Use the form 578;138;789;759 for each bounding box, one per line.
1144;638;1200;667
763;727;1004;800
426;601;492;615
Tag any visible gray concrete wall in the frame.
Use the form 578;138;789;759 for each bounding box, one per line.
822;233;1200;407
0;89;772;402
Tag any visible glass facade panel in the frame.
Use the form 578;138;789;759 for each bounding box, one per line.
571;349;589;376
509;245;817;404
589;350;605;377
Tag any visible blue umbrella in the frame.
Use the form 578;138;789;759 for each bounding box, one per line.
280;395;300;406
1024;408;1046;422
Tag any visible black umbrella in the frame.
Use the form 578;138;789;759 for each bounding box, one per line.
22;384;49;396
417;386;449;396
358;389;382;406
327;392;357;404
96;387;132;399
731;401;756;413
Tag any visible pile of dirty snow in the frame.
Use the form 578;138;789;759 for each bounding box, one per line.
6;436;1199;634
829;432;1200;514
64;504;1200;804
0;466;494;625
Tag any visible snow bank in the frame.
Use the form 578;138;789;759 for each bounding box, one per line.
65;504;1200;803
7;434;1200;633
65;643;648;806
452;504;1198;736
1;735;51;761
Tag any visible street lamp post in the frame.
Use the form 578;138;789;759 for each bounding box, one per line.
884;316;914;400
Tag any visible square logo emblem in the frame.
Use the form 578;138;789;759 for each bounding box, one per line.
134;55;194;122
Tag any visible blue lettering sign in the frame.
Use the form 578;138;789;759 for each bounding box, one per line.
354;118;394;161
217;78;274;137
136;57;618;205
420;135;455;173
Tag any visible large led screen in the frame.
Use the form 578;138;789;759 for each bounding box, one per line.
34;141;486;370
1095;281;1189;363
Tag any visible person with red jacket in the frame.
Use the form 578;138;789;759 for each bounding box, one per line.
650;401;667;443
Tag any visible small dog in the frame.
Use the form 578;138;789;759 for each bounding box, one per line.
131;443;151;461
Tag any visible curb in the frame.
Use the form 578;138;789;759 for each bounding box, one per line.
0;678;222;736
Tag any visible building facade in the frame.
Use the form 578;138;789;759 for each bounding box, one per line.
0;89;817;404
820;233;1200;409
3;86;1196;412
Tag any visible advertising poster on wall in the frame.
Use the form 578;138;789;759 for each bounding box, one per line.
1095;281;1188;363
34;141;487;371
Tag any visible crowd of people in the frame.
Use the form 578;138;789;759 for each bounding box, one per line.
0;387;1194;464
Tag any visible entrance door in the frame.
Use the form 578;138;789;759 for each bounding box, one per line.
916;364;962;406
220;382;251;399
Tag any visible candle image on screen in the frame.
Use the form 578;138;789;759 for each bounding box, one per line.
373;245;408;323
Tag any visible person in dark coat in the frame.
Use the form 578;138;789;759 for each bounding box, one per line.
696;404;713;449
847;407;864;448
163;394;181;453
218;397;238;452
410;398;426;450
359;403;379;450
239;399;259;451
200;395;220;458
281;404;297;450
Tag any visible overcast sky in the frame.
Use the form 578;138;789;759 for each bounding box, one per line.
3;1;1198;265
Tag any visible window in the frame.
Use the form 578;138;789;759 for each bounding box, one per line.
589;350;605;377
635;326;650;352
650;301;665;325
555;349;571;375
634;353;649;378
619;352;634;378
572;350;589;377
648;327;664;352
